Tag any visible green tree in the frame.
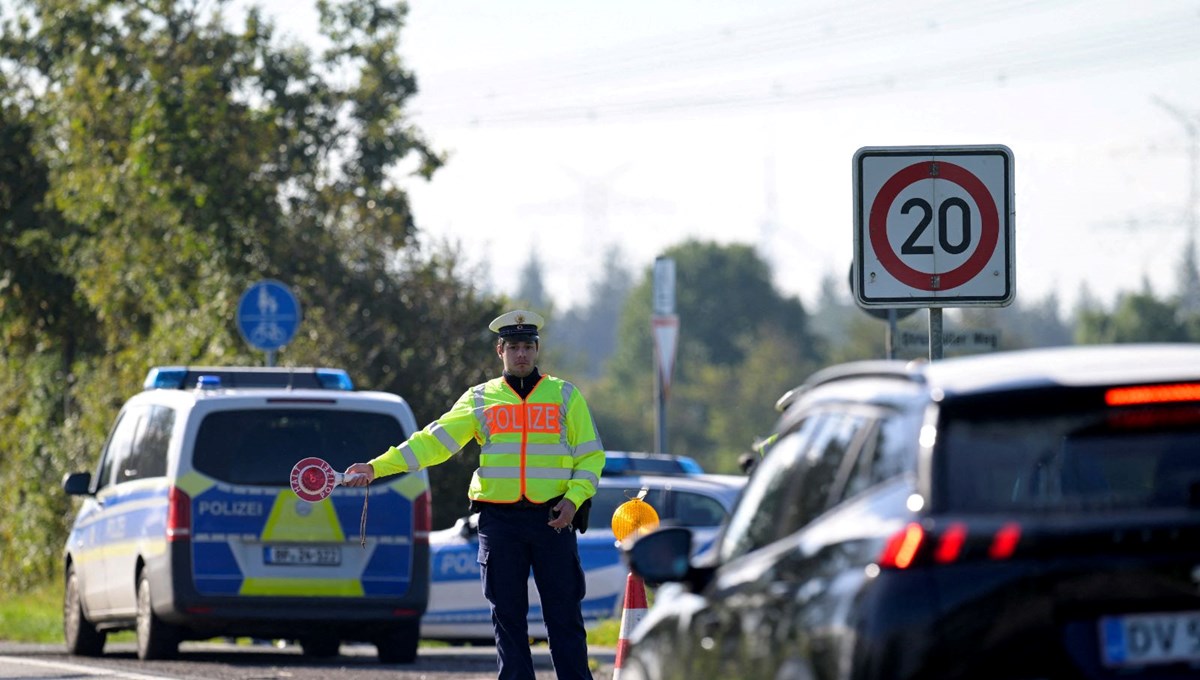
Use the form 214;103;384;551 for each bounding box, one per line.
956;292;1073;350
1076;288;1189;344
590;240;821;471
0;0;500;588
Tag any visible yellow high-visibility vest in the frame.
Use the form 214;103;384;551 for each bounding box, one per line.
369;374;604;509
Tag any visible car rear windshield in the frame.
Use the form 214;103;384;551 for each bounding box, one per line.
193;408;407;486
936;387;1200;514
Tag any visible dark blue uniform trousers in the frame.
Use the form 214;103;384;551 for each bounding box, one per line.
477;503;592;680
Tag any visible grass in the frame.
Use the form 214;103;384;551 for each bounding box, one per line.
1;577;624;647
587;618;621;647
0;579;65;643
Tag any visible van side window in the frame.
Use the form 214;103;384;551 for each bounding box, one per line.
98;407;143;490
120;405;174;482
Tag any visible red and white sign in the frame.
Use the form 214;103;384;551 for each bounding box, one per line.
290;456;338;502
652;314;679;395
853;146;1014;308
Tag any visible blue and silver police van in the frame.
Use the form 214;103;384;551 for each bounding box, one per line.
61;366;430;663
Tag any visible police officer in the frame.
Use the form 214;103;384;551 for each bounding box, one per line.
343;310;604;680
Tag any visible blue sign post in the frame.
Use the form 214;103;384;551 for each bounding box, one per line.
237;280;301;366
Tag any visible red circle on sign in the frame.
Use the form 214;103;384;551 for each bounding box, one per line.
290;456;336;502
869;161;999;291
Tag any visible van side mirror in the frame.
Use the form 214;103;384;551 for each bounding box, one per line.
62;472;93;496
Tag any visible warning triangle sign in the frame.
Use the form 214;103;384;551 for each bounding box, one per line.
652;315;680;394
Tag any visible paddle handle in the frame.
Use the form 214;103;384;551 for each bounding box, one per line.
333;472;367;486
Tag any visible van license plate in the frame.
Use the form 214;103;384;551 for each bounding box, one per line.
1101;612;1200;666
264;546;341;566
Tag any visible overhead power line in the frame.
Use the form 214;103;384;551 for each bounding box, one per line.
407;1;1200;128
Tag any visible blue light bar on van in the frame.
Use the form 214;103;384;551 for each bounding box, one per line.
315;369;354;391
196;375;221;390
144;367;187;390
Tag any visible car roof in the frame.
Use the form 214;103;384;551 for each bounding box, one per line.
791;343;1200;408
599;473;746;503
126;386;407;406
921;343;1200;395
605;451;698;462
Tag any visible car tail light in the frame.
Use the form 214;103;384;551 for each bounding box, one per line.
1105;383;1200;406
166;486;191;541
879;523;926;569
933;522;967;563
988;522;1021;559
878;521;1021;569
413;490;431;545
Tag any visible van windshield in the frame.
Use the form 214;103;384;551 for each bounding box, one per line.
937;389;1200;513
193;409;406;486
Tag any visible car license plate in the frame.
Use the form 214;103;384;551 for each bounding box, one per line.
1101;611;1200;666
264;545;341;566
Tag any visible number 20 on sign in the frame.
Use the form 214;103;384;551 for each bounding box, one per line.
853;145;1015;308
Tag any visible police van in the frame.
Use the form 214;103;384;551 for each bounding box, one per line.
61;366;430;663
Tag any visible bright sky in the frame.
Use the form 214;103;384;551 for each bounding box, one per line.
241;0;1200;316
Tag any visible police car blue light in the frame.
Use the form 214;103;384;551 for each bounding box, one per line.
315;368;354;391
141;366;354;391
196;375;221;390
144;367;188;390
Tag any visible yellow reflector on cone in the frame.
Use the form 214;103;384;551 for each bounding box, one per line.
611;498;660;543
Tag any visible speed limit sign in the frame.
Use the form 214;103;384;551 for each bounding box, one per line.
853;145;1014;308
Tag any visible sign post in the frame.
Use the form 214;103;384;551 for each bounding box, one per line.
853;145;1015;360
237;280;301;366
652;257;678;454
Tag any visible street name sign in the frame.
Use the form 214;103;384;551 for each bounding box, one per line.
853;145;1015;308
898;329;1000;351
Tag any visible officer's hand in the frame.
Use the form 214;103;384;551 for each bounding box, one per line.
548;498;576;530
341;463;375;487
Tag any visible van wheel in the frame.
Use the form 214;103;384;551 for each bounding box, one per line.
136;572;178;660
375;620;418;664
299;636;340;657
63;565;106;656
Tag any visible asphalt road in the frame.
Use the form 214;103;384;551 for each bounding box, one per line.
0;641;618;679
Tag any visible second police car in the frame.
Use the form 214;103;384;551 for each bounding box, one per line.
421;472;746;641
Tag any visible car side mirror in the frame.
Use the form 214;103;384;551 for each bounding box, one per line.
626;526;693;585
62;472;93;496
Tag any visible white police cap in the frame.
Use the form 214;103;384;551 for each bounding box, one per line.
489;310;545;340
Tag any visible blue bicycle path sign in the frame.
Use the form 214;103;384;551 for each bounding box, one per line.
237;280;301;355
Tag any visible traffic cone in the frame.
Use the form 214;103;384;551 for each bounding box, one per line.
611;572;648;680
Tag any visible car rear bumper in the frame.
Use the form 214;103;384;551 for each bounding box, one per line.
149;541;427;639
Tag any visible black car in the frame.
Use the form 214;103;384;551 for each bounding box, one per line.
624;344;1200;680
